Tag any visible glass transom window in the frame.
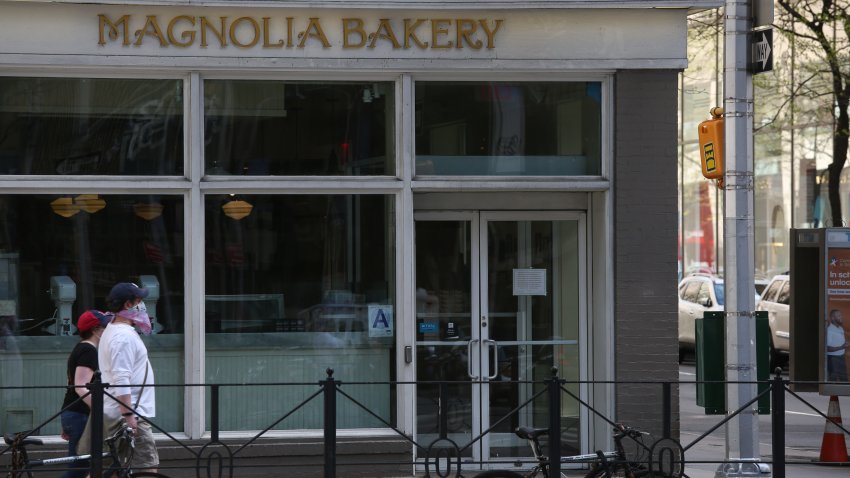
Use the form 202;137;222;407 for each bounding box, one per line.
0;78;184;175
415;82;602;176
204;80;395;176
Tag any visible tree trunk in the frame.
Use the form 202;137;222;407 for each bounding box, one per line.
829;91;850;227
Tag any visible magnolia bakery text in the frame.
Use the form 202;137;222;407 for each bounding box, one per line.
98;14;505;50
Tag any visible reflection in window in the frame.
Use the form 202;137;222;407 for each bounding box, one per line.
204;80;395;176
204;194;395;430
0;194;185;434
0;78;184;175
415;82;602;176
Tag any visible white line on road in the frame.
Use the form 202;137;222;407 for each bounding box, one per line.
786;410;821;418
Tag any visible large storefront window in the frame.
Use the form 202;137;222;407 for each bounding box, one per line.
0;194;185;434
415;82;602;176
204;80;395;176
204;194;396;431
0;78;183;175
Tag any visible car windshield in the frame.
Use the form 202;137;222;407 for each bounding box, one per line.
714;284;725;306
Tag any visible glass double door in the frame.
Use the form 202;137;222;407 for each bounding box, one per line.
415;211;585;468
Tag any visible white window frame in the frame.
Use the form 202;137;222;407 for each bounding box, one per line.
0;69;615;447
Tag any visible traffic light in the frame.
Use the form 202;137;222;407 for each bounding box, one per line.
698;107;724;180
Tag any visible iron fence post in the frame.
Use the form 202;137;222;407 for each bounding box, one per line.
323;368;337;478
771;368;785;478
88;372;104;478
549;367;561;478
211;384;219;443
663;381;672;438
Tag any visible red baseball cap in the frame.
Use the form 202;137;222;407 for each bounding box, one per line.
77;310;110;332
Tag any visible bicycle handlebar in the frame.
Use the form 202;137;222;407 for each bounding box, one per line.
612;424;648;440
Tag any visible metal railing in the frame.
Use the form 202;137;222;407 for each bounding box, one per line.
1;368;848;477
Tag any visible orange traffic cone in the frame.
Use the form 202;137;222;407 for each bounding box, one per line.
819;395;849;464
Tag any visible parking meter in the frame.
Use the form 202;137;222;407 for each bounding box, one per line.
138;275;162;334
49;275;76;335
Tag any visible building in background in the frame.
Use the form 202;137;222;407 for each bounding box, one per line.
679;5;840;282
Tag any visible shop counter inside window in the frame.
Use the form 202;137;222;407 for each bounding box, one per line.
0;333;183;435
204;332;392;431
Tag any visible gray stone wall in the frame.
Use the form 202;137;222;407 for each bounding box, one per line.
614;69;681;438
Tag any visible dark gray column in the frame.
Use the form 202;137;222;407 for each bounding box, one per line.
614;69;680;438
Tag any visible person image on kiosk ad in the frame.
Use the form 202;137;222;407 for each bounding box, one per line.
826;309;850;382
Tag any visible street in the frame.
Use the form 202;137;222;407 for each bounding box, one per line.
679;362;848;477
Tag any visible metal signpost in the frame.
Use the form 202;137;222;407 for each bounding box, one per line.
716;0;769;476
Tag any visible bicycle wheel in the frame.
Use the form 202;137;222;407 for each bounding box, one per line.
474;471;526;478
649;437;684;478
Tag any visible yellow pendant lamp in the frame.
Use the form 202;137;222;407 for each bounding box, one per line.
74;194;106;214
222;196;253;220
133;202;164;221
50;197;81;218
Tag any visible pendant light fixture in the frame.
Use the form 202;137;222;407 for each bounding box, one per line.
222;195;253;220
74;194;106;214
133;202;164;221
50;197;81;218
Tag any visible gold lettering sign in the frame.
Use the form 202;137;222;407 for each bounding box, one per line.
97;14;504;50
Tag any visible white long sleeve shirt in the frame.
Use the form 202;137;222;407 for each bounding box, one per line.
98;322;155;419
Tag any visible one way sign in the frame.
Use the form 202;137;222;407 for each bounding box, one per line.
752;29;773;74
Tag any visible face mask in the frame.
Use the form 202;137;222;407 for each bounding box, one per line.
118;301;152;335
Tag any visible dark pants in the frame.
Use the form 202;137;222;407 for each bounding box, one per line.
828;355;848;382
59;410;89;478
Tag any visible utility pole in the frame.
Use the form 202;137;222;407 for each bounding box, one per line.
717;0;766;476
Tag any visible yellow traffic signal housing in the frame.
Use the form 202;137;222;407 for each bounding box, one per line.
698;107;724;180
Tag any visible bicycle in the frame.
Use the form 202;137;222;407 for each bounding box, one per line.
3;424;170;478
475;424;684;478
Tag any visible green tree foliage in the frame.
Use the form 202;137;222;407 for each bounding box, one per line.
776;0;850;226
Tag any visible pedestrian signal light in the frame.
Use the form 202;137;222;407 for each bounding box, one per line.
698;107;724;180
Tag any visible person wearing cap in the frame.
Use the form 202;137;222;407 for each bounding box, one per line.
98;282;159;472
59;309;110;478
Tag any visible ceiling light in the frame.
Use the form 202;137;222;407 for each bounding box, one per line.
50;197;80;218
222;197;253;220
133;202;164;221
74;194;106;214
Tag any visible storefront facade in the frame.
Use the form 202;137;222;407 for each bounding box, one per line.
0;0;710;471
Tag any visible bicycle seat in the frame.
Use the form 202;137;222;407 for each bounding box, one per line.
3;434;43;446
515;426;549;440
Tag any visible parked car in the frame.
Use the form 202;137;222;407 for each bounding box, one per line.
678;274;725;361
678;273;762;362
754;278;770;302
756;274;790;368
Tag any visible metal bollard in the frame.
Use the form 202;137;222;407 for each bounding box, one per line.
88;372;104;478
770;368;785;478
323;368;337;478
548;367;561;478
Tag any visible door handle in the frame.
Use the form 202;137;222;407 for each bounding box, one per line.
484;339;498;380
467;339;480;379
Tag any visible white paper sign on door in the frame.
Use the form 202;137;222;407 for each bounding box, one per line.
368;305;394;337
513;269;547;296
